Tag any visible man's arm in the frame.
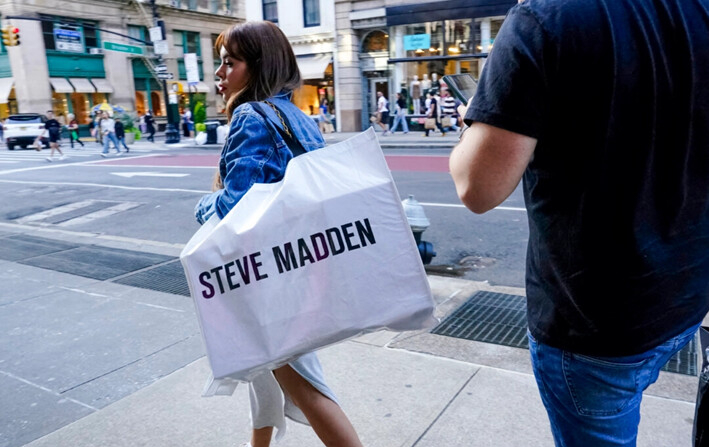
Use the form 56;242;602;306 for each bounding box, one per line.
449;122;536;214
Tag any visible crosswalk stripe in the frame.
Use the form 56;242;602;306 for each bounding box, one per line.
57;202;142;226
15;200;99;223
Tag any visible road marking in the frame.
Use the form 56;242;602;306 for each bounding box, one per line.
57;202;142;227
15;200;99;223
111;171;190;178
0;179;208;194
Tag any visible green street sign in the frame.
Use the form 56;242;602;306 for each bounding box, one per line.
103;41;144;55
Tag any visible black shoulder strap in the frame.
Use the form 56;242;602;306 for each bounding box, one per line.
250;102;307;157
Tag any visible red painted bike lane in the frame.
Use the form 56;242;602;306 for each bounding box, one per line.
96;153;450;172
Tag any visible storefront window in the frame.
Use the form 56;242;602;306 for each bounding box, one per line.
70;93;90;123
446;19;473;55
52;92;69;119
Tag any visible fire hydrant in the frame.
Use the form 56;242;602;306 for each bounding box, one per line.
401;194;436;264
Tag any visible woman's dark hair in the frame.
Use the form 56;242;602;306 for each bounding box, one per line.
215;21;301;119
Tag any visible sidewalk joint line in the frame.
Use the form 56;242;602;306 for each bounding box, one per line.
410;368;481;447
0;370;98;411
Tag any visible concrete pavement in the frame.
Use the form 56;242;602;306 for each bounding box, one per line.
0;223;699;447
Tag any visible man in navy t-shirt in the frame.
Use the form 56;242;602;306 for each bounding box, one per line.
43;110;65;161
449;0;709;445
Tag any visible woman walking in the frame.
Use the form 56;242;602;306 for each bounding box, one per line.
194;21;363;447
67;113;85;149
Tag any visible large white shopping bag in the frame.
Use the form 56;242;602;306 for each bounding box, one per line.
180;128;437;386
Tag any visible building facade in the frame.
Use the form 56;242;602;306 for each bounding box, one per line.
245;0;336;124
0;0;243;125
334;0;517;131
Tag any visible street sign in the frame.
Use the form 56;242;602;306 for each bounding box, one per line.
153;40;169;55
103;41;144;55
155;64;168;72
184;53;200;84
157;72;174;79
149;26;164;43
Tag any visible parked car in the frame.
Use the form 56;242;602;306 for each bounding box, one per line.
4;113;50;150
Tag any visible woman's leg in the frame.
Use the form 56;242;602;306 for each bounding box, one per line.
250;426;274;447
273;365;363;447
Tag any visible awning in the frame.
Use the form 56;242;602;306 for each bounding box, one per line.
69;78;95;93
90;78;114;93
49;77;74;93
193;82;210;93
0;77;14;104
296;54;332;80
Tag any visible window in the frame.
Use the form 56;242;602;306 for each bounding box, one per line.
263;0;278;24
188;0;198;10
174;30;201;58
40;16;100;54
303;0;320;27
210;0;219;14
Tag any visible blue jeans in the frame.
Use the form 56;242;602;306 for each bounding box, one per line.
529;322;700;447
390;110;409;133
102;132;121;154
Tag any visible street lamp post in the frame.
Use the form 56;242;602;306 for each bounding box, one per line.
150;0;180;144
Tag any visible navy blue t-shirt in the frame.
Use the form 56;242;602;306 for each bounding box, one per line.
466;0;709;356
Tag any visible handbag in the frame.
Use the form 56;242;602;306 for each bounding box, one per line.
441;116;452;128
181;118;436;390
695;326;709;446
424;118;436;130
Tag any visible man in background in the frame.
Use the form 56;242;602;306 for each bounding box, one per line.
449;0;709;445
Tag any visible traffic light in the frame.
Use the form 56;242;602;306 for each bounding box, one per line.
1;26;19;47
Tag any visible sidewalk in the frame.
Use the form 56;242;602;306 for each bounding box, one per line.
161;127;462;151
1;224;698;447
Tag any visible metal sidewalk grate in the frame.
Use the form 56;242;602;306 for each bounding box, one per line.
113;260;190;297
0;234;80;261
19;245;175;281
432;291;697;376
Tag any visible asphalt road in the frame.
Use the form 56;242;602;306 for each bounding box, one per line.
0;139;528;287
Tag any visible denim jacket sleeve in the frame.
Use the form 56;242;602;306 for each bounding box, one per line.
194;107;290;224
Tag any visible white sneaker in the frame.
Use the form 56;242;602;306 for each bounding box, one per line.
46;157;52;162
100;153;107;158
116;152;123;157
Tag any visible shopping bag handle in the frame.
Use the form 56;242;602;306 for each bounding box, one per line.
250;102;307;158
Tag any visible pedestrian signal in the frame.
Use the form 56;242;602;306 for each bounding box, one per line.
1;26;20;47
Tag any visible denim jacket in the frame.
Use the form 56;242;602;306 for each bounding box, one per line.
195;92;325;224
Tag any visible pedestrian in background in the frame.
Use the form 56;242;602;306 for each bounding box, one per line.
318;98;333;134
0;118;4;144
389;92;409;134
182;108;193;137
41;110;65;161
449;1;709;445
114;117;130;152
143;110;155;142
375;90;390;135
423;92;445;137
99;112;121;157
439;88;458;132
67;113;84;149
194;20;363;447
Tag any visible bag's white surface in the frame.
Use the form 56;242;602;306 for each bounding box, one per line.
180;128;436;382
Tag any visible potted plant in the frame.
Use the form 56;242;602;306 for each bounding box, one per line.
119;112;140;144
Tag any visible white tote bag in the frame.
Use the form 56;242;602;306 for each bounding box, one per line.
181;128;437;384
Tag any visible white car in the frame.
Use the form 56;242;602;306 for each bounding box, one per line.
4;113;50;150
